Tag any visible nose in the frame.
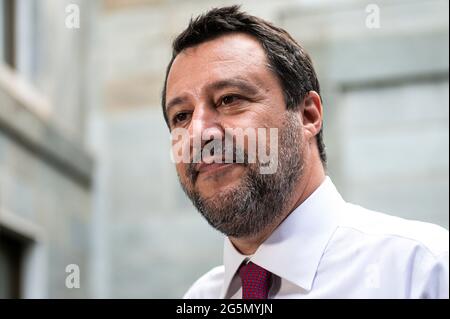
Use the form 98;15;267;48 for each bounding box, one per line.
189;103;224;159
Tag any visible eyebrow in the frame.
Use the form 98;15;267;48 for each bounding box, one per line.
206;78;259;96
166;95;188;114
165;78;260;116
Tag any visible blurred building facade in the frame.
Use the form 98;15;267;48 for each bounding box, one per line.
0;0;448;298
0;0;93;298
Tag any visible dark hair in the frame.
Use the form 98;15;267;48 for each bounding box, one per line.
161;5;326;165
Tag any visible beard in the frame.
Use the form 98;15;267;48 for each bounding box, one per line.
177;111;304;238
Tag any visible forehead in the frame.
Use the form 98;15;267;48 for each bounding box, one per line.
166;33;271;99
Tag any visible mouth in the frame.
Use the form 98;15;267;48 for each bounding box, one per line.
195;162;239;176
190;152;247;182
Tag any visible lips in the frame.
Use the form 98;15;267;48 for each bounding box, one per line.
194;153;242;176
191;149;246;179
196;162;237;174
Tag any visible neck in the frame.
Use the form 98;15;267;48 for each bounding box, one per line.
229;158;326;255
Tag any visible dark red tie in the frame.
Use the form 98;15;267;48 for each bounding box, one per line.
238;261;272;299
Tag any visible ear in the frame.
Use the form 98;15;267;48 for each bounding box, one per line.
301;91;323;141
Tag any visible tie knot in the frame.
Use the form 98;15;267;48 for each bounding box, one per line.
238;261;272;299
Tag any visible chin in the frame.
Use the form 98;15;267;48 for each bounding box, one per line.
196;179;241;200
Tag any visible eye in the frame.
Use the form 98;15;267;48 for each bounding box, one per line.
172;112;190;125
220;95;240;106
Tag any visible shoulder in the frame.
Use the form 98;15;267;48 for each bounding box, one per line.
336;202;449;257
183;265;225;299
336;203;449;298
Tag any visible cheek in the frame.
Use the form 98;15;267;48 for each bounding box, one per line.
226;106;274;129
222;105;285;153
175;163;196;187
175;163;188;182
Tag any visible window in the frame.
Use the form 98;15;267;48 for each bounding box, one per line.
1;0;38;81
0;0;16;68
0;226;25;298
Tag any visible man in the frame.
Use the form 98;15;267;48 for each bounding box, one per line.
161;6;449;298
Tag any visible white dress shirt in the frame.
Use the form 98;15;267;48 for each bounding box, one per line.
184;177;449;299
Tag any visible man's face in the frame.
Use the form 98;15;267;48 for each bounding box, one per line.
165;33;305;237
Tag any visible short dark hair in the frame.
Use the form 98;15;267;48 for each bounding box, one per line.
161;5;326;165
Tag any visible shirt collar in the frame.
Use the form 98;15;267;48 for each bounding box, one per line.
220;176;345;298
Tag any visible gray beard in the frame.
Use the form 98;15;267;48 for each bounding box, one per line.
179;112;304;238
